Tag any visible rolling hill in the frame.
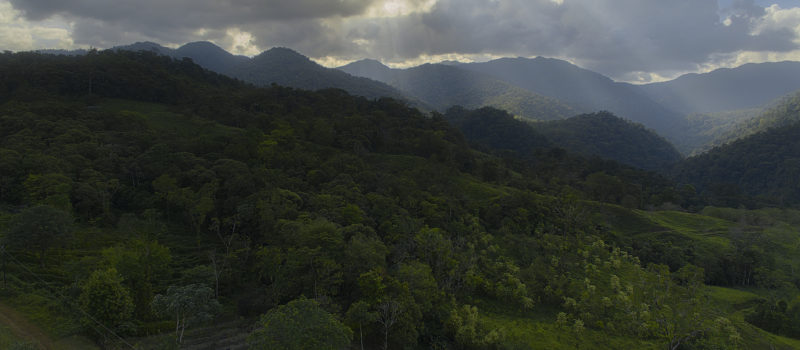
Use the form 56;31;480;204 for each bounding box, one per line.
340;60;577;121
455;57;688;141
443;107;682;171
674;91;800;206
112;42;415;103
532;111;683;171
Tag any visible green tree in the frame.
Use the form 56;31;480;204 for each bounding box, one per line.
646;264;709;350
78;268;134;337
23;173;72;210
151;284;220;344
343;229;388;283
248;297;353;350
446;304;504;349
2;205;72;266
103;239;171;319
345;301;378;350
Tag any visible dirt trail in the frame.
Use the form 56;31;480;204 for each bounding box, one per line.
0;301;56;350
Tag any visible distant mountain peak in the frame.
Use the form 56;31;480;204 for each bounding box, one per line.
261;47;306;57
252;47;314;65
350;58;389;68
116;41;170;52
179;41;226;51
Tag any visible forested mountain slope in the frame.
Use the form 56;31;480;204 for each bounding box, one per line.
642;61;800;114
532;111;683;171
444;107;682;172
340;60;577;120
675;121;800;207
443;106;552;155
112;41;414;103
1;51;799;350
676;108;762;156
711;89;800;146
456;57;688;141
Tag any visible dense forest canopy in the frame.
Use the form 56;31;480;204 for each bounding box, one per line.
530;111;683;171
0;51;799;350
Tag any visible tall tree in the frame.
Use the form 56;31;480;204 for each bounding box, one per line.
151;284;220;344
78;268;135;340
248;297;352;350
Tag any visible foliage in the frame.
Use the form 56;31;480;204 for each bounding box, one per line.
2;205;72;265
531;111;683;171
0;50;797;350
712;89;800;148
151;284;220;344
446;304;504;348
345;301;378;350
247;297;353;350
675;121;800;207
102;239;171;319
78;268;134;336
746;297;800;339
444;106;685;209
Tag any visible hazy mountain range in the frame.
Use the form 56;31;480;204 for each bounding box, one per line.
339;61;576;121
37;41;800;157
108;41;414;104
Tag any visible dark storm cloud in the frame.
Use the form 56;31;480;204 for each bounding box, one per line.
244;19;356;57
6;0;800;79
8;0;377;47
341;0;799;77
9;0;376;22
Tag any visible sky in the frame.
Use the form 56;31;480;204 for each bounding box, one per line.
1;0;800;83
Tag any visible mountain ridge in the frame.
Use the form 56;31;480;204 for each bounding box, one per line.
453;56;689;142
642;61;800;114
31;41;800;155
339;60;577;121
109;41;416;104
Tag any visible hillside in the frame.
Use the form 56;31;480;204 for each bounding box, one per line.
340;60;576;120
173;41;250;75
642;61;800;114
675;121;800;207
677;108;762;155
112;42;415;103
532;111;683;171
443;107;681;172
2;51;800;350
443;106;551;156
456;57;688;141
715;90;800;145
229;47;412;102
673;89;800;156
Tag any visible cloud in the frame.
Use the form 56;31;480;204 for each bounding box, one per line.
0;1;73;51
2;0;800;80
8;0;378;22
756;4;800;38
6;0;381;49
336;0;799;78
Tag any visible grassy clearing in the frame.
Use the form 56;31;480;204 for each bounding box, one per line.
477;304;661;349
639;210;732;235
708;286;760;311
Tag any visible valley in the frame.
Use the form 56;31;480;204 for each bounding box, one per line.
0;41;799;350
